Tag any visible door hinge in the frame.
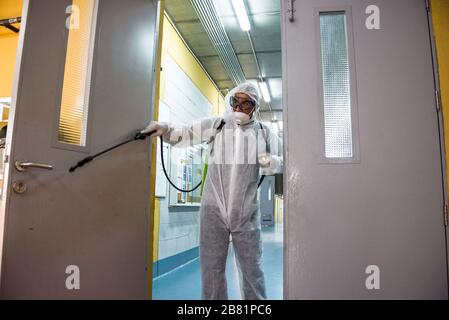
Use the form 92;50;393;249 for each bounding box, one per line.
444;204;448;227
436;89;441;112
287;0;296;22
425;0;430;12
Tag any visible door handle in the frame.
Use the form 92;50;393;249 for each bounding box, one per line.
15;160;53;172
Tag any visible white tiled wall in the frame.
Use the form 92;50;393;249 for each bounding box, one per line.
156;55;211;261
157;196;200;260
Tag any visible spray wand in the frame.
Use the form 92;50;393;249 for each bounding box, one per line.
68;130;202;193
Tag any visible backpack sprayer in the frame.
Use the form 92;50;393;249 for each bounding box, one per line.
69;123;265;192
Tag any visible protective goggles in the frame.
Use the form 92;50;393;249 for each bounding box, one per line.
230;95;256;112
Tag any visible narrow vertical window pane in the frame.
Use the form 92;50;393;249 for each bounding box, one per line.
58;0;97;146
319;12;353;158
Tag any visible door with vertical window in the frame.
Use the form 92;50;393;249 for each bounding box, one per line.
282;0;448;298
0;0;159;299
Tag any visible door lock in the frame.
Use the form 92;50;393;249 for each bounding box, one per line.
12;181;27;194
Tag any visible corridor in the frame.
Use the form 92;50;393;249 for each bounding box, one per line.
153;225;283;300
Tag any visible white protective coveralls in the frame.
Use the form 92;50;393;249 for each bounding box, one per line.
146;82;283;299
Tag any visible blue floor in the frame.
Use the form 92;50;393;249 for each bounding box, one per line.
153;224;283;300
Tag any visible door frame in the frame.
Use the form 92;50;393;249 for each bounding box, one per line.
280;0;289;301
147;0;164;300
425;0;449;291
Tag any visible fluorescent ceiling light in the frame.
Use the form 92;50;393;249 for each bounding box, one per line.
259;81;271;103
232;0;251;32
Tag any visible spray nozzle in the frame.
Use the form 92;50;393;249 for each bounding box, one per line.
134;130;156;140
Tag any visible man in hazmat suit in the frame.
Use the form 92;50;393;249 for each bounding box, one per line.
141;82;283;300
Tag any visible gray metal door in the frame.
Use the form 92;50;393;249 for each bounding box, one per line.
0;0;159;299
282;0;448;299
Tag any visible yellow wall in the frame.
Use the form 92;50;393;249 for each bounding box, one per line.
0;0;22;21
0;0;23;98
431;0;449;200
0;36;19;98
159;14;224;115
152;13;224;263
0;0;22;138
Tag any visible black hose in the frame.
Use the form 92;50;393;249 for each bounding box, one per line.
158;135;202;193
257;175;265;188
69;129;264;193
69;136;137;172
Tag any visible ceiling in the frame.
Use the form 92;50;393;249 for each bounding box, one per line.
165;0;283;122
